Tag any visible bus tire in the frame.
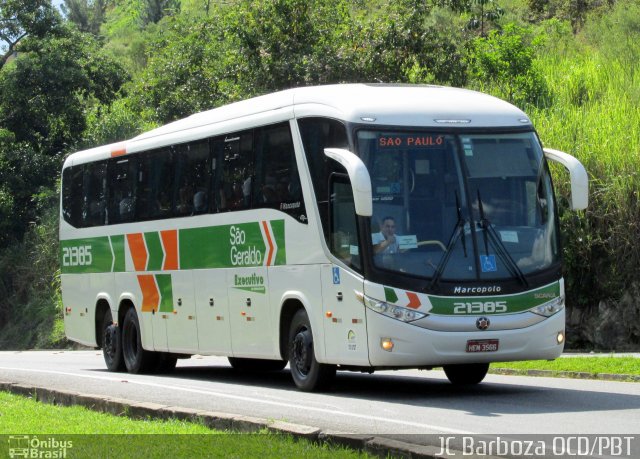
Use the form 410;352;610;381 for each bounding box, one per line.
228;357;287;371
288;309;336;391
102;309;124;372
121;307;157;374
443;363;489;385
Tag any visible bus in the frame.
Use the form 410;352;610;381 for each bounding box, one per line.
60;84;588;391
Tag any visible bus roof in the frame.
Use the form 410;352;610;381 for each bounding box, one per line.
65;84;532;166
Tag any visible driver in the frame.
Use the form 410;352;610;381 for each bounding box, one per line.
372;216;400;255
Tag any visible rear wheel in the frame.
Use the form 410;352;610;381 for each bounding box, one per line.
121;307;157;374
443;363;489;385
228;357;287;371
288;309;336;391
102;309;124;372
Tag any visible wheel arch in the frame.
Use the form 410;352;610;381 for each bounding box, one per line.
117;297;136;331
94;298;112;349
279;298;304;361
278;292;326;362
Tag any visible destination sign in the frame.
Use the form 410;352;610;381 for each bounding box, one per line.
378;134;445;149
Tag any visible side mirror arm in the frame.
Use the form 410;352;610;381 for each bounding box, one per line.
324;148;372;216
544;148;589;210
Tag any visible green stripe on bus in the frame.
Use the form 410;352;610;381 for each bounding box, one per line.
180;220;286;269
156;274;174;313
60;237;112;274
110;235;125;272
144;232;164;271
62;219;285;273
271;219;286;265
428;282;561;315
384;287;399;303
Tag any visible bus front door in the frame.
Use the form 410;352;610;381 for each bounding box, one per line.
320;264;369;365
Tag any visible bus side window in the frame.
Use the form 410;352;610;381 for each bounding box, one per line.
83;161;107;227
174;140;211;216
254;122;307;223
329;174;361;270
298;117;349;246
216;130;253;213
108;158;137;225
62;165;84;227
136;148;175;221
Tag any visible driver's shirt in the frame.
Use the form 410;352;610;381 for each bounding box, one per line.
372;232;400;254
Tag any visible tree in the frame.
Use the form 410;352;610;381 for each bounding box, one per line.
0;25;128;244
467;23;548;106
0;25;128;152
141;0;180;25
62;0;109;36
355;0;468;85
0;0;59;70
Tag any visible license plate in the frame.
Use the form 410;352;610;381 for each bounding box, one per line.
466;339;499;353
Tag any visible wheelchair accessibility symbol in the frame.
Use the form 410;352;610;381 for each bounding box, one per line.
332;267;341;284
480;255;497;273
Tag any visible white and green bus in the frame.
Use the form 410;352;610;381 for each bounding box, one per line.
60;84;588;391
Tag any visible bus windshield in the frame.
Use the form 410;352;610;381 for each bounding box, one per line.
357;130;559;282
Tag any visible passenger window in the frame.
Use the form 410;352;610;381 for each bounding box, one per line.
83;161;107;227
254;123;307;223
108;158;137;225
174;140;211;216
137;148;174;221
62;165;84;227
215;131;253;213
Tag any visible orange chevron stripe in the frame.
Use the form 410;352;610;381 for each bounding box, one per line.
261;221;274;266
127;233;148;271
160;229;178;270
138;275;159;312
406;292;421;309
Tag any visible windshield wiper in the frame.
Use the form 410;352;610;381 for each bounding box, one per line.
429;191;467;291
476;190;529;287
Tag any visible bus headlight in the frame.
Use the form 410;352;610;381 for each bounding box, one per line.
530;296;564;317
361;294;427;323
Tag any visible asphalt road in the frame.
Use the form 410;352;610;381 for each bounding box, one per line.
0;350;639;450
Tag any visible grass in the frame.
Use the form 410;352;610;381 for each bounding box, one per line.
0;391;368;458
490;357;640;378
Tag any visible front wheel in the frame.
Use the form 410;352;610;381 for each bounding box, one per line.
443;363;490;385
288;309;336;391
121;307;157;374
102;309;124;372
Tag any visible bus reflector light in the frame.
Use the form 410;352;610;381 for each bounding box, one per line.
381;338;394;352
65;307;72;315
557;331;565;344
326;311;333;318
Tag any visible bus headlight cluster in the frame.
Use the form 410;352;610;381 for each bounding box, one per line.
530;296;564;317
361;294;427;323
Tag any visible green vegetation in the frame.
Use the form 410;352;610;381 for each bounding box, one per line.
491;357;640;378
0;391;367;457
0;0;639;350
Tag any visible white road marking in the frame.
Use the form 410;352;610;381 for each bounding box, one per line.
0;366;475;435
